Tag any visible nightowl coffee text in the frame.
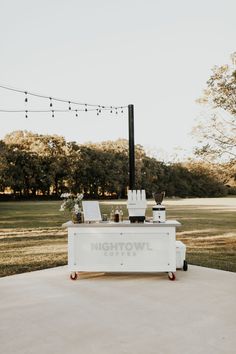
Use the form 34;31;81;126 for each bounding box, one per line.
91;242;152;257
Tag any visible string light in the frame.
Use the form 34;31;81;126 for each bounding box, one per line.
0;109;97;113
0;83;128;118
0;108;127;116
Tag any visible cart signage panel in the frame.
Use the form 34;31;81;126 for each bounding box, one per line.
68;226;176;273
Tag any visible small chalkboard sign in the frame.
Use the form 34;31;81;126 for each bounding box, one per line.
82;201;102;222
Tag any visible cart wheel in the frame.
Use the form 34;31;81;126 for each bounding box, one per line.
168;272;176;281
183;260;188;271
70;272;78;280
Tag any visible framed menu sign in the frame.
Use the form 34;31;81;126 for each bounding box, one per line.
82;201;102;222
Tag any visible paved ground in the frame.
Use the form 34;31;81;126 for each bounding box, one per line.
0;266;235;354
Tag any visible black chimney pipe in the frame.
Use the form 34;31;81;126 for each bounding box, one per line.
128;104;135;190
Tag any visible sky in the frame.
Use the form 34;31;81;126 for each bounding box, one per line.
0;0;235;161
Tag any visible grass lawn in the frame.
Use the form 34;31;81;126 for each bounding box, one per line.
0;198;235;277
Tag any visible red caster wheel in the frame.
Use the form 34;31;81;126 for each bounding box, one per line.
70;272;78;280
168;272;176;281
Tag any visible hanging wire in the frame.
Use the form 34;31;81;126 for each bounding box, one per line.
0;108;124;116
0;107;127;119
0;83;127;111
0;108;101;113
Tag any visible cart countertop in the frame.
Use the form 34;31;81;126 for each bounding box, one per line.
63;220;181;228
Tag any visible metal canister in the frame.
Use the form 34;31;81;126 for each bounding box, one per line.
152;205;166;223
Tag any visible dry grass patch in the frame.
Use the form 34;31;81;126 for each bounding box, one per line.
0;227;67;277
177;231;236;272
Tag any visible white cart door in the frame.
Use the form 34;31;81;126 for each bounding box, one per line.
121;230;176;272
68;228;124;271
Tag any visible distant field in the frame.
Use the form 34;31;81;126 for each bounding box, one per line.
0;198;235;277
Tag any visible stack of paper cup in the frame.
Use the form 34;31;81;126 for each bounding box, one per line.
127;190;147;217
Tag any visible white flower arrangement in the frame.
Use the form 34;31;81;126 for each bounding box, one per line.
60;193;84;215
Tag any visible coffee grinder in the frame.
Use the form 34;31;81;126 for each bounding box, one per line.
152;191;166;223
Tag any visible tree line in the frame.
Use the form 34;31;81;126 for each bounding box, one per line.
0;130;232;199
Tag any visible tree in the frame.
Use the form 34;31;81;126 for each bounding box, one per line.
0;144;41;196
69;141;129;198
3;131;71;195
139;156;166;197
194;53;236;169
184;162;228;197
0;141;9;192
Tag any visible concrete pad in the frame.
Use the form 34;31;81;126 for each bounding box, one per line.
0;266;235;354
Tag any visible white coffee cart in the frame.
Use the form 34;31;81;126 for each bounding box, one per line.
67;220;181;281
